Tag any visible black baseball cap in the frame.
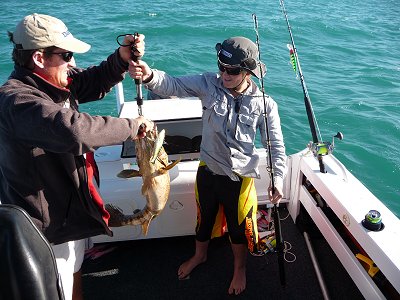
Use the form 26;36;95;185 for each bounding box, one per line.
216;36;266;78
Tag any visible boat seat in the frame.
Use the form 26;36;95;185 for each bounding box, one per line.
0;204;65;300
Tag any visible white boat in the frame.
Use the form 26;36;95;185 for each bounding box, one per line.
90;82;400;299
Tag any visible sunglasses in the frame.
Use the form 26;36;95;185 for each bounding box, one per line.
218;62;242;76
45;51;74;62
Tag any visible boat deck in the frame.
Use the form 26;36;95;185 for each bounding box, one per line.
82;206;364;300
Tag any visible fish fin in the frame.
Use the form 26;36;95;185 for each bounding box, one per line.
141;215;155;236
105;204;125;227
117;169;141;178
142;211;157;236
163;157;181;171
150;129;166;163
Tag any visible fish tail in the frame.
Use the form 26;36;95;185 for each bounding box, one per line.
106;204;155;229
125;208;152;226
105;204;126;227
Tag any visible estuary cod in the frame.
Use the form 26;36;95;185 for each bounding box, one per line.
105;129;179;235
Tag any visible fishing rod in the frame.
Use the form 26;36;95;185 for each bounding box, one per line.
252;13;286;287
279;0;343;173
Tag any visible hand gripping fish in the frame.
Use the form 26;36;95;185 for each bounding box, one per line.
105;129;180;235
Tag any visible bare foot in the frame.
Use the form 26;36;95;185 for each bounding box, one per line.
228;266;246;295
177;255;207;280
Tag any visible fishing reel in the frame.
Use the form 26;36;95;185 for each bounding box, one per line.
308;132;343;157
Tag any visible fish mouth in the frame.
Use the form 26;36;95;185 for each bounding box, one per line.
150;129;166;164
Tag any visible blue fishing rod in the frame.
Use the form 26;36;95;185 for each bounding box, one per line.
252;13;286;287
279;0;343;173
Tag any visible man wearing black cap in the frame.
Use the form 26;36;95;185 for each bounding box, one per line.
0;13;154;300
130;36;286;295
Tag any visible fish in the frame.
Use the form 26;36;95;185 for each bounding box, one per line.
105;128;180;235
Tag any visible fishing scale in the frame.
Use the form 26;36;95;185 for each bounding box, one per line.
116;33;144;116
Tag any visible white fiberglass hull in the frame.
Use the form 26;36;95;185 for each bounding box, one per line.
92;96;399;298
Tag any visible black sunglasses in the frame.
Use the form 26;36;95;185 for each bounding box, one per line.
218;62;242;76
45;51;74;62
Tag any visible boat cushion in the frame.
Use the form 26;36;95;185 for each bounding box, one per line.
0;204;64;300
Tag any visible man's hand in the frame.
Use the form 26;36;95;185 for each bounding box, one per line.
119;34;145;63
128;59;153;83
133;116;154;139
268;181;283;204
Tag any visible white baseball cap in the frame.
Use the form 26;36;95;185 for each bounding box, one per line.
12;13;91;53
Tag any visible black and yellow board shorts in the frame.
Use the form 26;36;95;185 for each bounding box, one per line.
195;162;262;255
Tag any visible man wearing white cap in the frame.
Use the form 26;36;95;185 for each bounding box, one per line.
0;13;153;300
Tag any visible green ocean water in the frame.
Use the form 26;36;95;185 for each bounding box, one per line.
0;0;399;217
